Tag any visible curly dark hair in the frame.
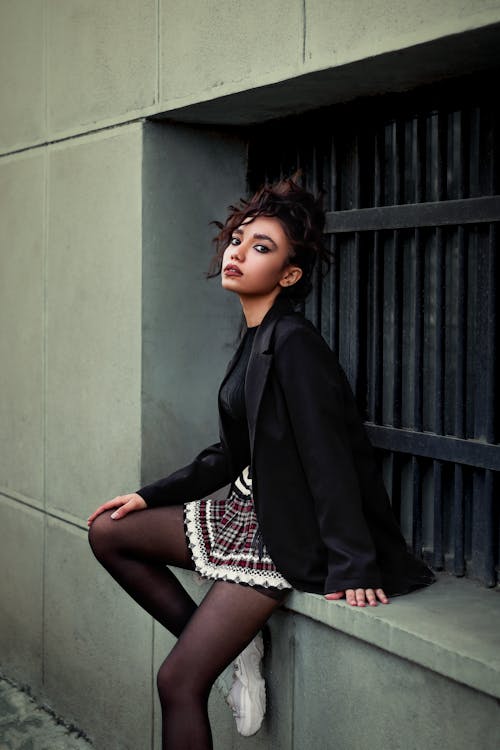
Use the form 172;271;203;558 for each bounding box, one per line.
208;176;330;302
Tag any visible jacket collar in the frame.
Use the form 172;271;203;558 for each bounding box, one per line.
220;295;295;381
253;295;295;354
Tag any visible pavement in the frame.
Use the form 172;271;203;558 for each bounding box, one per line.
0;676;94;750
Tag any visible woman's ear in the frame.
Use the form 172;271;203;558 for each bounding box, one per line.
279;265;303;288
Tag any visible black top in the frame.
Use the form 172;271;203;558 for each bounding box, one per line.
219;326;257;461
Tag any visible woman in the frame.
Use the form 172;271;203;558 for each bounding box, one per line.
88;178;434;749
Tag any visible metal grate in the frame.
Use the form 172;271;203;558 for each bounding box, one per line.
247;72;500;586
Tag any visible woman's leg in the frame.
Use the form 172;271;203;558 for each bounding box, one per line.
156;580;282;750
88;505;197;636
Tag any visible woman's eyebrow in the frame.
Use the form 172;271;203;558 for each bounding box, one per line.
253;233;277;248
234;226;278;249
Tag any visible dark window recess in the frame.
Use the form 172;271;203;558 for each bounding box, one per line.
247;72;500;587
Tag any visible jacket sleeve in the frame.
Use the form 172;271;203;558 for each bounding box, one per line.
136;441;232;507
274;323;383;594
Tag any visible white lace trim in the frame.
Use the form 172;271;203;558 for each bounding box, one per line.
184;496;291;590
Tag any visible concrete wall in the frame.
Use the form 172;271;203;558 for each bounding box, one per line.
2;0;500;152
1;2;500;749
141;121;245;484
0;123;146;748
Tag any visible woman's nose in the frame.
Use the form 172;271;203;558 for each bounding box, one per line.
231;245;245;260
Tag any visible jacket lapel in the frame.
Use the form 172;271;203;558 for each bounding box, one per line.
217;326;248;460
245;297;294;457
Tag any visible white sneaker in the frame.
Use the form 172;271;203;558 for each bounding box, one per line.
226;632;266;736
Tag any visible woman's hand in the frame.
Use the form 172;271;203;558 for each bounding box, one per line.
325;588;389;607
87;493;147;526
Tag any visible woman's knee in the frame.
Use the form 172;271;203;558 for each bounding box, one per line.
157;658;181;707
88;511;116;560
157;654;206;708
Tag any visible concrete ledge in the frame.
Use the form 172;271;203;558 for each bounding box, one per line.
154;24;500;126
287;575;500;701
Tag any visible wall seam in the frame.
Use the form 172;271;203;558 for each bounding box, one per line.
140;124;155;750
0;117;147;160
0;490;96;533
43;0;48;139
302;0;307;65
157;0;161;107
41;145;48;691
41;0;49;688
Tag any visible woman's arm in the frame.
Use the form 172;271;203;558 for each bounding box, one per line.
88;441;232;525
136;441;232;507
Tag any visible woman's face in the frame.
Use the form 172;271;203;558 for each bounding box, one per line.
221;216;302;300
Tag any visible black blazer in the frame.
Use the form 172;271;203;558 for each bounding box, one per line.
138;296;435;596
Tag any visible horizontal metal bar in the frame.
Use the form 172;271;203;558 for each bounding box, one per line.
325;196;500;233
364;424;500;471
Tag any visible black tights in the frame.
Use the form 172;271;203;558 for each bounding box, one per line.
88;506;283;750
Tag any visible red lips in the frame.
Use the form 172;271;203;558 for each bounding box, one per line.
223;264;243;276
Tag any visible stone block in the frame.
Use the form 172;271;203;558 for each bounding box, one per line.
304;0;500;70
0;497;44;690
0;0;45;153
0;151;44;501
46;125;142;521
47;0;156;136
292;615;500;750
160;0;302;106
43;516;154;750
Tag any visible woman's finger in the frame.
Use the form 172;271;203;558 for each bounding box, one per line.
87;494;146;525
375;588;389;604
345;589;357;606
324;591;345;601
365;588;377;606
87;496;127;525
354;588;367;607
109;494;147;520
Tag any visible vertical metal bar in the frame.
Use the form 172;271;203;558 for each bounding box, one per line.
395;109;404;430
329;134;339;352
453;464;465;576
374;125;383;207
432;460;444;569
471;468;495;586
310;143;322;331
369;126;383;423
474;224;496;445
470;224;497;584
438;110;447;201
432;226;445;569
411;226;424;553
390;119;404;523
453;225;467;575
349;233;361;396
369;233;382;423
329;235;339;353
413;229;423;432
412;456;422;554
352;134;362;398
416;113;426;203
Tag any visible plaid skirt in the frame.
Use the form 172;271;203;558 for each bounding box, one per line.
184;466;291;590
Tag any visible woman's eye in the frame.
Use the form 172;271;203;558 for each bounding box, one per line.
254;244;270;254
230;236;240;246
